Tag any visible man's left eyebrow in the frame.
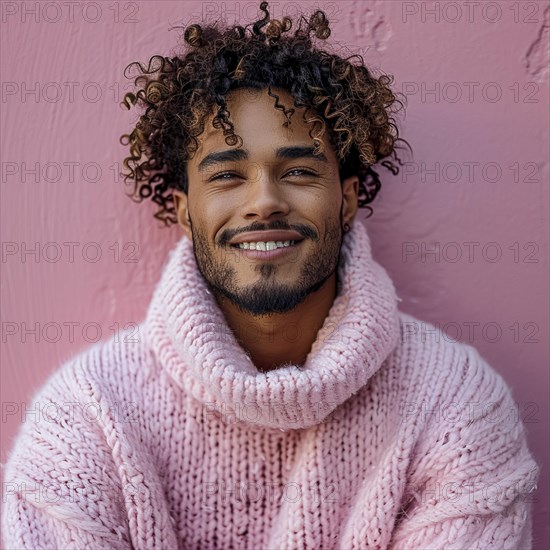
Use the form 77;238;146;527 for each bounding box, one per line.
276;146;328;163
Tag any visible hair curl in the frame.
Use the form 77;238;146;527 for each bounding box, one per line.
119;1;411;226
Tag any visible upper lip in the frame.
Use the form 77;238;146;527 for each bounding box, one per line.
229;230;305;246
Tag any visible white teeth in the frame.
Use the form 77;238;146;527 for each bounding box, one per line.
237;240;296;250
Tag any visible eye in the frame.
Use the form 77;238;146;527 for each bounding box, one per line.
209;171;241;182
284;168;317;178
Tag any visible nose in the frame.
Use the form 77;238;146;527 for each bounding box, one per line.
242;171;290;221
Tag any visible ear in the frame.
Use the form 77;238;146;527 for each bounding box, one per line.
172;190;192;240
341;175;359;228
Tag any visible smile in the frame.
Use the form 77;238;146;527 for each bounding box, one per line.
234;240;297;250
231;240;303;260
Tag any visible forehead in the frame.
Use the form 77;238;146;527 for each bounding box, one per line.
191;87;337;162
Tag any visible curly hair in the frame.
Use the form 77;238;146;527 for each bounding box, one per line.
119;1;411;226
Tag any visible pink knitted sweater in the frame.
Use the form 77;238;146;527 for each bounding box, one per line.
2;221;540;549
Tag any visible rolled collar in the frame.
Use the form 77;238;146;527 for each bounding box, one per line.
144;221;400;431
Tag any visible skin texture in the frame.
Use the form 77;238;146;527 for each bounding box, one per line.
173;87;359;372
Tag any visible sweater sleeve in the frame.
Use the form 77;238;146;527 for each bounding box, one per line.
2;359;133;550
388;346;541;550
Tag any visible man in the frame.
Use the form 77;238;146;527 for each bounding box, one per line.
2;3;540;549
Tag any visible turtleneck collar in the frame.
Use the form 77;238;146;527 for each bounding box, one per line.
144;221;400;431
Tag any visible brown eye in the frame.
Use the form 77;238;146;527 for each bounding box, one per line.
209;172;241;182
285;168;317;178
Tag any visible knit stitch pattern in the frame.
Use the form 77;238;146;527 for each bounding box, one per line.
2;221;540;549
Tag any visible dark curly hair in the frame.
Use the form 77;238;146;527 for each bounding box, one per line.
119;1;411;226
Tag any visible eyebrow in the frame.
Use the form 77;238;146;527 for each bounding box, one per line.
276;146;328;163
197;148;248;173
197;146;329;173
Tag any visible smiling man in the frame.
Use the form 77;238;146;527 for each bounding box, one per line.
2;2;540;549
177;86;358;372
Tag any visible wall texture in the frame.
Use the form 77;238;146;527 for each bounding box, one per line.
1;1;548;547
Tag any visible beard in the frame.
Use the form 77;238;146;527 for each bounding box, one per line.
189;217;344;317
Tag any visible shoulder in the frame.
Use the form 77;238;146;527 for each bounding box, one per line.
3;322;158;469
2;334;144;549
384;319;540;550
378;310;534;447
391;310;509;402
3;321;160;469
389;312;538;462
26;321;156;408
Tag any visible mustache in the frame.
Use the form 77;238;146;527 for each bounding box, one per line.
218;220;319;246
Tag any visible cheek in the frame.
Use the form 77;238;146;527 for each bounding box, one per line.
308;191;341;220
194;195;237;236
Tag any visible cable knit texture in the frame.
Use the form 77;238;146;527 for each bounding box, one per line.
2;221;540;550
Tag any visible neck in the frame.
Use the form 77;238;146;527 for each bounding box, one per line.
213;273;338;373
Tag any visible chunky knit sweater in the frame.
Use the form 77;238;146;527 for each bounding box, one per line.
2;221;540;550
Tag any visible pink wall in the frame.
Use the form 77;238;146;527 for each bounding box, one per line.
1;1;548;547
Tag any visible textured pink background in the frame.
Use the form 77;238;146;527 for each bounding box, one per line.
1;1;548;547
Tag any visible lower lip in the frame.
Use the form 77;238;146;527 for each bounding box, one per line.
231;241;304;260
